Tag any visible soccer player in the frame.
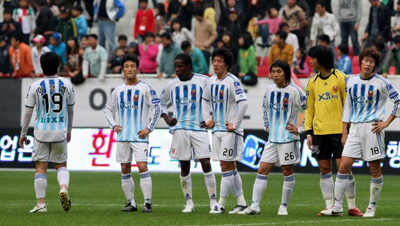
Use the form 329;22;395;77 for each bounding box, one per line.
306;45;363;216
104;54;161;212
321;48;400;217
239;60;306;215
160;53;217;213
20;52;75;213
202;47;248;214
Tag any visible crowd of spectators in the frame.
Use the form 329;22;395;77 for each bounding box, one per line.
1;0;400;85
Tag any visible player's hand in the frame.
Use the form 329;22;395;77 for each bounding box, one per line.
67;132;72;143
157;73;164;78
265;128;269;133
19;136;27;148
114;125;122;134
138;128;150;139
307;135;313;150
372;121;388;133
286;123;298;134
226;122;235;132
206;119;215;129
341;133;348;147
166;118;177;126
354;23;359;31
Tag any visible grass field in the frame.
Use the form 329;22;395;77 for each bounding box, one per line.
1;171;399;226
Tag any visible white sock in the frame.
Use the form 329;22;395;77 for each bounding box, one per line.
250;173;268;210
219;170;234;208
140;171;152;204
345;173;356;210
282;174;295;207
121;173;135;205
180;173;194;206
204;171;217;206
334;173;349;210
37;203;46;208
57;167;70;189
34;173;47;199
368;176;383;209
232;169;246;206
320;172;334;207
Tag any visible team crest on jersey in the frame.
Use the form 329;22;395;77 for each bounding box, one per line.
134;94;139;102
333;85;338;92
368;90;374;97
191;89;196;96
219;90;224;97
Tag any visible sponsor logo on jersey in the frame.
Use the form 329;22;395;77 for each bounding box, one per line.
175;97;196;106
318;92;339;101
234;81;241;87
333;85;338;92
356;95;373;104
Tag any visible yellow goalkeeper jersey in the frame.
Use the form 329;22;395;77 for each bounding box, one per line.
305;69;347;135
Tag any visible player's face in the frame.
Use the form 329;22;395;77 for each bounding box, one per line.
123;60;138;80
175;59;190;80
213;56;229;76
310;57;321;71
271;66;286;85
361;56;376;75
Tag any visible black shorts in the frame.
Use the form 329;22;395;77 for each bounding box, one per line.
311;134;343;160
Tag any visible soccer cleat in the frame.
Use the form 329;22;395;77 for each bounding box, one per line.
277;205;288;216
238;206;260;215
59;188;71;212
182;205;194;213
30;204;47;213
320;206;343;217
121;202;138;212
348;207;364;217
143;203;152;213
363;207;376;217
228;205;247;214
209;205;225;214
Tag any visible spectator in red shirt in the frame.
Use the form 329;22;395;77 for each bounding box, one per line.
134;0;155;43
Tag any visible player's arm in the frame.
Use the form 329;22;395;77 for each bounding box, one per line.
227;80;248;131
103;91;120;133
140;88;161;138
20;86;35;148
305;80;315;148
288;88;307;134
262;92;270;133
201;83;214;128
159;86;177;127
372;82;400;133
342;87;352;146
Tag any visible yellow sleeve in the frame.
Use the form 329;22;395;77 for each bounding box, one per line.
305;78;315;134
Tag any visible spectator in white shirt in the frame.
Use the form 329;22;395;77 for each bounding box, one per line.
31;35;50;77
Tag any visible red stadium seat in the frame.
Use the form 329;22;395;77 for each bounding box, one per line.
352;56;360;74
389;66;397;75
258;56;270;77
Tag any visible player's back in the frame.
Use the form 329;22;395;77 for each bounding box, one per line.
26;76;75;142
264;83;305;143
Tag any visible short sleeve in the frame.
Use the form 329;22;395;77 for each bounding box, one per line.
24;85;36;108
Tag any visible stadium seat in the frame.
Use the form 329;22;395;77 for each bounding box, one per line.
389;66;397;75
257;56;270;77
352;56;360;74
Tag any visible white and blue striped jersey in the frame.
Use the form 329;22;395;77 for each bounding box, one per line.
343;74;400;123
104;81;161;143
202;73;247;135
25;76;75;142
160;73;209;133
263;83;307;143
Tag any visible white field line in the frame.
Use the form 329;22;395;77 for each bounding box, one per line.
3;203;312;207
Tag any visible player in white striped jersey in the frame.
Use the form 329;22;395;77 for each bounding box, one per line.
322;48;400;217
104;54;161;213
239;60;306;216
202;48;248;214
20;52;75;213
160;53;217;213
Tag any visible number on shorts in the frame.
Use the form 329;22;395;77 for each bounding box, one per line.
144;149;148;157
371;147;380;155
284;152;295;161
223;148;233;156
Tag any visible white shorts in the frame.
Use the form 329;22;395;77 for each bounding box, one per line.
32;139;68;163
170;130;211;161
116;142;149;163
261;141;301;167
212;132;244;162
342;122;385;161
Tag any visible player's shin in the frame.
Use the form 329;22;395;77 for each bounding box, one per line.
369;176;383;209
334;173;350;210
140;171;152;204
282;174;295;207
320;172;334;207
204;171;217;207
345;173;356;210
34;173;47;205
121;173;135;205
57;167;70;189
251;174;268;210
232;169;246;206
180;173;194;207
219;170;235;208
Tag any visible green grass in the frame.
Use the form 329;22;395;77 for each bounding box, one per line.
0;171;399;226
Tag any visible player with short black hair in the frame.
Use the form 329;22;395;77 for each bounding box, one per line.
306;45;363;217
20;52;75;213
104;54;161;213
203;47;248;214
160;53;217;213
